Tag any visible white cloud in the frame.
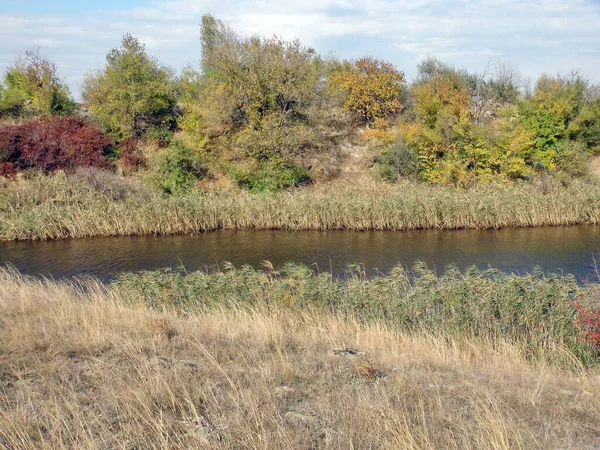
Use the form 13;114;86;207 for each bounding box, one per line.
1;0;599;99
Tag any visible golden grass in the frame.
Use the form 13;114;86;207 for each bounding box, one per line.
1;170;600;240
1;269;599;449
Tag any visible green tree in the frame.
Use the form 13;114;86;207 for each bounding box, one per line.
180;15;327;190
83;34;177;140
0;49;75;117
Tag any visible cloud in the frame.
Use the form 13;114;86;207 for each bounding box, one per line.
1;0;599;99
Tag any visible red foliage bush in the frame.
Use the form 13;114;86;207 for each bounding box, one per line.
572;300;600;349
118;138;146;170
0;117;114;175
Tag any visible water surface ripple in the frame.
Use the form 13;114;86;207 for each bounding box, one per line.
1;226;599;282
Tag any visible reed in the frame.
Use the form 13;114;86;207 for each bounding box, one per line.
114;263;600;366
1;170;600;240
1;267;599;449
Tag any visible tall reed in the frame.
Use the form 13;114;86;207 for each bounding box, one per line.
113;263;600;366
1;170;600;240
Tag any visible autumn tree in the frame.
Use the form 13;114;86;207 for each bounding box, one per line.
0;49;75;117
83;34;177;140
328;57;405;126
179;15;327;190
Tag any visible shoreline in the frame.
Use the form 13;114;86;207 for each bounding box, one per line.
1;219;599;243
1;172;599;241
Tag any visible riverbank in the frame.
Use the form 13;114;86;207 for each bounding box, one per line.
1;267;599;449
1;170;600;241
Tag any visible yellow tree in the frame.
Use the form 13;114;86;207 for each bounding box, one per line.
329;57;405;126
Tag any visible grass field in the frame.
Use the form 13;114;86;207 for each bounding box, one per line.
1;266;600;449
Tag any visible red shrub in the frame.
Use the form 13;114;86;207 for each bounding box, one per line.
0;117;114;174
0;123;22;176
118;138;146;170
572;300;600;349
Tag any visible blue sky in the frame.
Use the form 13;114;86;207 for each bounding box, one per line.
1;0;599;99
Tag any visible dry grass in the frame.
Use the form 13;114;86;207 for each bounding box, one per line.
1;269;600;449
1;170;600;240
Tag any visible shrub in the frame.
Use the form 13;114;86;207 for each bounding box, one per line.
144;125;173;148
374;137;419;181
148;141;206;194
118;138;146;171
0;117;114;174
231;160;309;192
181;15;327;173
572;300;600;351
555;140;590;178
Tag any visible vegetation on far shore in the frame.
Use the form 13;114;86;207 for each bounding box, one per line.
1;15;600;234
1;266;600;448
1;170;600;240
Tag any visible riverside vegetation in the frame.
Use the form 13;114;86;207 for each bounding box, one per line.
2;14;600;449
1;170;600;240
1;265;600;449
1;15;600;239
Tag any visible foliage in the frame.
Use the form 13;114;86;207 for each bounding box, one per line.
328;57;405;126
374;136;419;181
147;141;206;194
83;34;177;140
117;138;146;171
0;49;75;118
177;15;326;186
231;159;309;192
0;117;113;175
572;300;600;350
399;59;598;186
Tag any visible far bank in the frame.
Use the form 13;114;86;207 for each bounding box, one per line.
1;171;599;241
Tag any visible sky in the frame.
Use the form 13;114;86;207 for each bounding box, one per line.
1;0;599;99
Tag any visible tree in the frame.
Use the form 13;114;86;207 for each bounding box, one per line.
0;49;75;117
180;14;326;188
328;57;405;126
83;34;177;140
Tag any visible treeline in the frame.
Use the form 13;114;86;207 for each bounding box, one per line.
1;15;599;191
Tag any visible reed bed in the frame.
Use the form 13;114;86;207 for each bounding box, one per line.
1;267;600;449
1;170;600;240
114;263;600;366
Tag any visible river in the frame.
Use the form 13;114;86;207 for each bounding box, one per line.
1;225;599;282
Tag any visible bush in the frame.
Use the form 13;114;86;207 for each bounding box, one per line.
148;141;206;194
144;125;173;148
118;138;146;171
374;137;419;181
231;160;309;192
555;140;590;178
0;117;113;175
328;57;405;125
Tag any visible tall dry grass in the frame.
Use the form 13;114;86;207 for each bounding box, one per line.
1;268;600;449
1;170;599;240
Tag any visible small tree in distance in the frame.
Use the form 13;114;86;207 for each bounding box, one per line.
329;57;405;127
0;48;75;118
83;34;177;141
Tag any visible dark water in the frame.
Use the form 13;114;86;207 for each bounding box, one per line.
1;226;600;282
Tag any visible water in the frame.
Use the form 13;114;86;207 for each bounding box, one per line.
1;226;599;282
